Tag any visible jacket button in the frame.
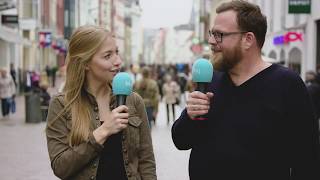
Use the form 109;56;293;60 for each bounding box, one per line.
95;116;99;120
90;176;95;180
127;172;132;177
125;160;129;165
94;106;98;112
93;163;97;167
123;148;127;153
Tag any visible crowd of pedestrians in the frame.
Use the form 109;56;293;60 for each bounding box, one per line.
128;62;194;127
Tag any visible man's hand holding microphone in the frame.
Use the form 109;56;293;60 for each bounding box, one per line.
186;58;214;120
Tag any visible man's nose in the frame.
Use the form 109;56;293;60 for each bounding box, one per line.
208;36;217;45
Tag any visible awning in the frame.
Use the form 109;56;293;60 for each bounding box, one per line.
0;26;31;46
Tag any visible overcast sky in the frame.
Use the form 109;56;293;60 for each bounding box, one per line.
140;0;193;29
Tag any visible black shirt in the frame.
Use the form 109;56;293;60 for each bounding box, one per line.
96;131;127;180
172;64;319;179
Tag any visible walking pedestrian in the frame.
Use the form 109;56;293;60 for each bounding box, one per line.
10;63;17;86
134;66;160;127
162;74;181;124
305;71;320;120
0;69;16;119
46;25;156;180
171;1;319;179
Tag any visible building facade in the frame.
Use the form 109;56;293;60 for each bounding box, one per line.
249;0;320;78
0;0;30;71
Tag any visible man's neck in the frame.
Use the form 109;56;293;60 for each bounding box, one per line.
228;54;271;86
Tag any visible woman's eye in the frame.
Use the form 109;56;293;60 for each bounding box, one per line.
105;54;111;59
116;50;119;55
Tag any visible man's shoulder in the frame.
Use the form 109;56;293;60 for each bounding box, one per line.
269;64;302;82
267;64;308;94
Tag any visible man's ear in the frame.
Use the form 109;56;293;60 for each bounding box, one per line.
243;32;255;49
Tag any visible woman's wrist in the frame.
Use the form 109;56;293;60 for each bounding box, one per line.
93;127;110;145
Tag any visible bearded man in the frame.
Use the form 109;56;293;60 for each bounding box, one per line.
171;0;319;179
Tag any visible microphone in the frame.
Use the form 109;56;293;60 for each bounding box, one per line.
112;72;133;107
191;58;214;120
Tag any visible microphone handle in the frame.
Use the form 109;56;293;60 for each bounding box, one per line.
195;82;208;120
116;95;127;107
196;82;207;93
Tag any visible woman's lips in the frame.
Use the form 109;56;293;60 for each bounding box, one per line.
110;69;120;75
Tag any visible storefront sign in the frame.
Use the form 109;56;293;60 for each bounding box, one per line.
52;39;67;54
288;0;311;14
1;15;18;24
39;31;52;48
190;44;203;54
273;32;303;45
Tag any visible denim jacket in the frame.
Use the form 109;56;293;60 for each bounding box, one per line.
46;91;157;180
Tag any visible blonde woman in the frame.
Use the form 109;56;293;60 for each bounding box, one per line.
46;25;156;180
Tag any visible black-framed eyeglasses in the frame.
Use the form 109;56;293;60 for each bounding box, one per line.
208;30;248;43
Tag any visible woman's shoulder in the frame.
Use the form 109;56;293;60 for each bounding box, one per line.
50;93;66;106
126;92;145;115
128;92;143;104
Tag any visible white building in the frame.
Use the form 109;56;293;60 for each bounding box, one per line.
128;1;143;65
165;28;194;64
249;0;320;78
0;1;30;71
78;0;99;26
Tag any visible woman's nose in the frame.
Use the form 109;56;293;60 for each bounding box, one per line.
114;55;122;66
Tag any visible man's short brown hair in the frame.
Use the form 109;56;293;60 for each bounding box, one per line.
216;0;267;49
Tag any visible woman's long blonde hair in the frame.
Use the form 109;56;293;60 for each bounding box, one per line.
62;25;112;146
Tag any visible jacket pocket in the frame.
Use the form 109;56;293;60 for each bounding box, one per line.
127;116;142;151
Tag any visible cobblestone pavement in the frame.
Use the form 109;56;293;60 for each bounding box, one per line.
0;81;190;180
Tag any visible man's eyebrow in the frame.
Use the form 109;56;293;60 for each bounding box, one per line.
210;29;221;33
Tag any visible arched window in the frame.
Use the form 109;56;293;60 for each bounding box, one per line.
268;50;277;60
288;47;302;74
280;49;285;65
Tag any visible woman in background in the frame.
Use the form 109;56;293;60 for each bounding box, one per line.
162;74;181;125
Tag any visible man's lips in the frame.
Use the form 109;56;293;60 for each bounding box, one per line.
211;48;222;53
211;46;221;53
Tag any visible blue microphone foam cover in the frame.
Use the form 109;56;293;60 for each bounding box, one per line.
192;58;214;83
112;72;133;95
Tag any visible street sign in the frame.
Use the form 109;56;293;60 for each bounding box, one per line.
39;31;52;48
288;0;311;14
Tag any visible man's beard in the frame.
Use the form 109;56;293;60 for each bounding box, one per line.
211;42;243;72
